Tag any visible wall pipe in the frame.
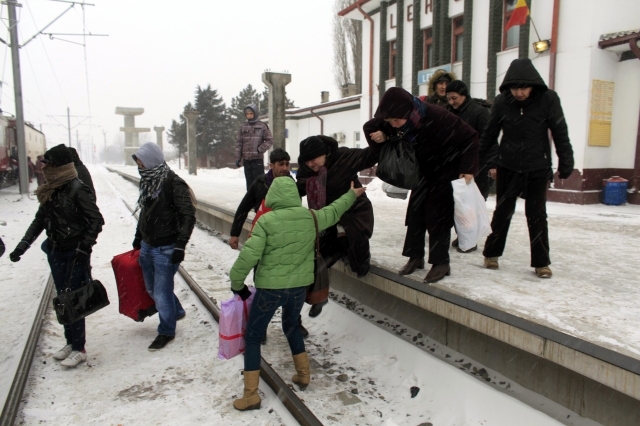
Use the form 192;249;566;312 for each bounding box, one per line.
548;0;560;89
310;109;323;135
356;2;374;120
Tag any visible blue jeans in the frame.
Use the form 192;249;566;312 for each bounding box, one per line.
139;241;185;336
42;240;88;352
244;286;307;371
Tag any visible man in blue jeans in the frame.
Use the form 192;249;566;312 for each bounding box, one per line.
132;143;196;351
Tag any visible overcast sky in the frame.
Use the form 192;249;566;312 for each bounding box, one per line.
2;0;338;156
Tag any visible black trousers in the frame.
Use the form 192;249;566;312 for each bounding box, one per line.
320;225;371;276
243;159;264;190
402;182;452;266
483;167;551;267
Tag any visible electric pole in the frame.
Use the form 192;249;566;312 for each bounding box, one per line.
67;107;71;147
7;0;29;196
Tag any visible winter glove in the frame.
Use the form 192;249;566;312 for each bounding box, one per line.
170;248;185;264
235;160;241;168
132;237;141;250
9;241;30;262
75;244;92;264
558;168;573;180
232;285;252;301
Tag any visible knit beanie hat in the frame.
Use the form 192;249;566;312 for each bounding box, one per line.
446;80;469;97
42;144;73;166
299;136;327;163
374;87;414;120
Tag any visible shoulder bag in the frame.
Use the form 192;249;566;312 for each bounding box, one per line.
53;260;110;325
306;210;330;305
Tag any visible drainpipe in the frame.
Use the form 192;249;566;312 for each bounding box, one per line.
356;2;374;120
548;0;560;89
310;109;324;135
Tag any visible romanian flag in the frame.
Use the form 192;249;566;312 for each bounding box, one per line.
505;0;529;32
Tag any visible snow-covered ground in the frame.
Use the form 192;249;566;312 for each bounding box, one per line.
110;162;640;361
0;165;603;425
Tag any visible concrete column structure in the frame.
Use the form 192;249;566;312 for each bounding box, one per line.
261;72;291;151
153;126;165;151
183;110;199;176
115;107;149;165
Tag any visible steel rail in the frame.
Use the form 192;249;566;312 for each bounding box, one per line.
0;276;55;426
121;198;323;426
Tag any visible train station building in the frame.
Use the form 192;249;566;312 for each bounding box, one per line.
283;0;640;205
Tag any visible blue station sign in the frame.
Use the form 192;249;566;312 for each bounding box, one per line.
417;64;452;85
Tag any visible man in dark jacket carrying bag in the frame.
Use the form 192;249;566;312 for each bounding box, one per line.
132;142;196;351
10;144;104;368
479;58;575;278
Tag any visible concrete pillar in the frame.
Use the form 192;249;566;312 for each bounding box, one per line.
153;126;165;151
115;107;149;166
183;110;199;176
261;72;291;151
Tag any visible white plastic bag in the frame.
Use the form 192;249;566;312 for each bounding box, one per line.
452;178;491;251
381;182;409;200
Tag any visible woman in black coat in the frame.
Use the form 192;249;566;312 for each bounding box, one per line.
364;87;479;283
296;135;381;314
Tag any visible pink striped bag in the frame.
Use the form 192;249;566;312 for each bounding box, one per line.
218;287;256;360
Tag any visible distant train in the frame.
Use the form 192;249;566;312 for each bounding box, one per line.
0;115;47;187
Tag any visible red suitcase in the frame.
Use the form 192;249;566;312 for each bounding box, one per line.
111;249;157;322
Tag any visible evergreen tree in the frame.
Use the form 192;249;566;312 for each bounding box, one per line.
194;85;229;161
166;114;187;157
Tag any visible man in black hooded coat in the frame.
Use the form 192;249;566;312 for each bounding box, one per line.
479;58;574;278
68;147;95;195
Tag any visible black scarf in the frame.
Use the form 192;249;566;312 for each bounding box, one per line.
135;162;170;213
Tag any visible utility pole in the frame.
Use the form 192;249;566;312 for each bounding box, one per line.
7;0;29;196
67;107;71;147
102;129;107;163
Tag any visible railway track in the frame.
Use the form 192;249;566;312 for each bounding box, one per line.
0;195;322;426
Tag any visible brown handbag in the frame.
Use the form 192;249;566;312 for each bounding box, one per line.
306;210;330;305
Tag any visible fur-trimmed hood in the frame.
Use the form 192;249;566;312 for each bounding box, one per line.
427;69;457;97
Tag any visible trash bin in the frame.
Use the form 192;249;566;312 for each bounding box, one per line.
602;177;628;205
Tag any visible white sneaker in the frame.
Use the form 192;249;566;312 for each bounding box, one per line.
60;351;87;368
52;344;73;361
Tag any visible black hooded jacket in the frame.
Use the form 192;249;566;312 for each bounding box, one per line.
230;173;269;237
69;148;96;195
22;179;104;251
479;59;574;175
134;171;196;249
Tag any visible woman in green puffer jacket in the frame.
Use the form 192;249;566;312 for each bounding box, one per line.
229;176;365;411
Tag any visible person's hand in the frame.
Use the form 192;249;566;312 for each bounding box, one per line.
9;241;29;262
369;131;388;144
235;160;241;168
350;181;366;197
170;248;185;264
74;244;91;264
132;237;141;250
459;174;474;184
558;169;573;180
488;168;497;179
232;285;252;301
229;236;239;250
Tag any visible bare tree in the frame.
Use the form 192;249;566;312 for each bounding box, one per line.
332;0;362;95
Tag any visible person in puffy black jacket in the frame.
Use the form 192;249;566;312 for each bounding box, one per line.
479;58;575;278
131;142;196;351
10;144;104;368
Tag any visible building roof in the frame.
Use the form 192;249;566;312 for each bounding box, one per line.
338;0;382;20
599;29;640;43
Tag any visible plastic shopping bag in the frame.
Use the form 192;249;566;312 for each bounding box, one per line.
375;138;423;190
218;287;256;360
452;178;491;251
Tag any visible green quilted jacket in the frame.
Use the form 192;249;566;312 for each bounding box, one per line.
229;177;356;291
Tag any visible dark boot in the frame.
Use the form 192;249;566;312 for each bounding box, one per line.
424;263;451;283
456;245;477;253
298;315;309;339
398;258;425;275
291;352;311;390
233;370;261;411
308;300;328;318
452;238;459;248
261;333;267;345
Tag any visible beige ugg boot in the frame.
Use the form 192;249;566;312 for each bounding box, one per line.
291;352;311;390
233;370;261;411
